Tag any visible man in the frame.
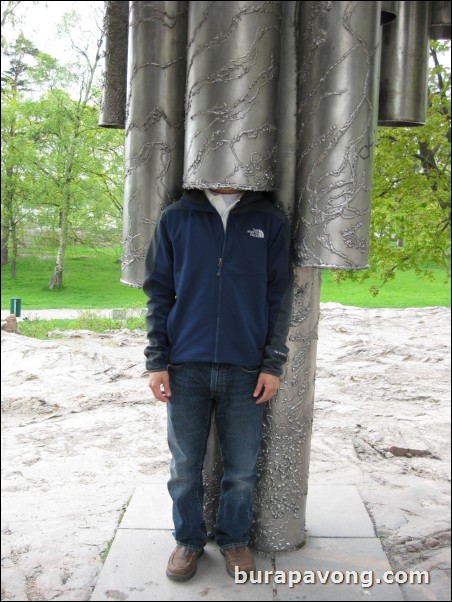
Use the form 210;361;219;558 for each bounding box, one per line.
143;187;293;580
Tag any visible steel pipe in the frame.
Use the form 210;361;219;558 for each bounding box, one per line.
250;267;321;552
381;1;399;25
430;1;451;40
122;1;188;287
99;1;129;129
378;2;431;127
183;1;282;191
293;1;381;270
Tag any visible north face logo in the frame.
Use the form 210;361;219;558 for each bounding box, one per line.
247;228;264;239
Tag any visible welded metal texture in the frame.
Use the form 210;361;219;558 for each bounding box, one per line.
249;8;321;553
250;267;321;552
429;1;451;40
378;2;431;127
99;1;129;129
122;1;187;287
183;1;282;191
293;1;381;270
381;1;399;24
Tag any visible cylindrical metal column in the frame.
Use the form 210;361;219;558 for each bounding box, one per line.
381;1;399;25
99;1;129;129
250;267;321;552
274;0;298;222
122;1;188;287
429;1;451;40
293;1;381;270
378;2;431;127
183;1;282;190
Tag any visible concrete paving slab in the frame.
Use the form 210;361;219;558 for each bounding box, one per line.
90;483;406;601
305;486;375;538
119;484;173;530
118;483;376;538
90;529;274;601
275;537;404;601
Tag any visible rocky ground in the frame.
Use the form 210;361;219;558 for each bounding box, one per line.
1;304;450;601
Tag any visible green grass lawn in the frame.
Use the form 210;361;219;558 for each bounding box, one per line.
320;268;450;308
1;245;450;310
1;246;144;310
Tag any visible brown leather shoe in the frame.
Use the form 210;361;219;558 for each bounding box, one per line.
221;546;255;578
166;545;204;581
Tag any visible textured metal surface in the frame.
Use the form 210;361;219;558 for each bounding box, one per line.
99;1;129;129
378;2;431;127
250;267;321;552
429;1;451;40
111;0;406;553
122;1;187;287
293;1;381;270
381;0;399;25
183;1;282;191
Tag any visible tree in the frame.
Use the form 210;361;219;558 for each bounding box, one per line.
333;41;451;295
1;33;39;274
1;6;124;287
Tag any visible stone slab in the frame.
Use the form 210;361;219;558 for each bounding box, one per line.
275;537;404;601
305;486;376;538
90;529;274;601
119;483;376;538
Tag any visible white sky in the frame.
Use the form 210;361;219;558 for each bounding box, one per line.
2;1;104;64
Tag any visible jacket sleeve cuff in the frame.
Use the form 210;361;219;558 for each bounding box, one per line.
261;344;288;377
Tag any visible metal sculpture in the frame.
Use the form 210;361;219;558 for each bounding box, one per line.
100;0;451;552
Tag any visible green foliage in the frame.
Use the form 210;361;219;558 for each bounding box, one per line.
18;314;145;340
333;41;451;294
1;8;125;287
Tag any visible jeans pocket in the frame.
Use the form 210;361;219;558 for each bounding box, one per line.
240;365;261;374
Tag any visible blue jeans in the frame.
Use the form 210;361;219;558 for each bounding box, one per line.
166;362;264;551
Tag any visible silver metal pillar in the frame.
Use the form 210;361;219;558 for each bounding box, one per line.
293;1;381;270
99;1;129;129
429;1;451;40
183;1;282;190
122;1;188;287
381;1;399;25
378;2;431;127
250;267;321;552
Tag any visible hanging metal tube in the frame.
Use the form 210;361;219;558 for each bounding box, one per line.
183;1;282;191
429;1;451;40
99;1;129;129
381;1;399;25
293;1;381;270
121;1;188;287
378;2;431;127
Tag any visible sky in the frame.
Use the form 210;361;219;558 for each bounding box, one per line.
2;1;104;63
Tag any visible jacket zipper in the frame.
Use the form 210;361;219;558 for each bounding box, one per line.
214;213;229;361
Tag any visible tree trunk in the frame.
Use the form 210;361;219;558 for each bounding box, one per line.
1;231;8;266
10;219;17;279
48;207;68;289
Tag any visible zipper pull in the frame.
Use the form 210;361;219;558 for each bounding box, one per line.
216;257;223;276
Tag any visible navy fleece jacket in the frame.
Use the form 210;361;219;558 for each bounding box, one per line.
143;189;293;376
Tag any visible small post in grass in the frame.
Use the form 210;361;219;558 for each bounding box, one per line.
10;298;22;317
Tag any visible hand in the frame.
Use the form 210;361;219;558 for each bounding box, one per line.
253;372;280;404
148;370;171;403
